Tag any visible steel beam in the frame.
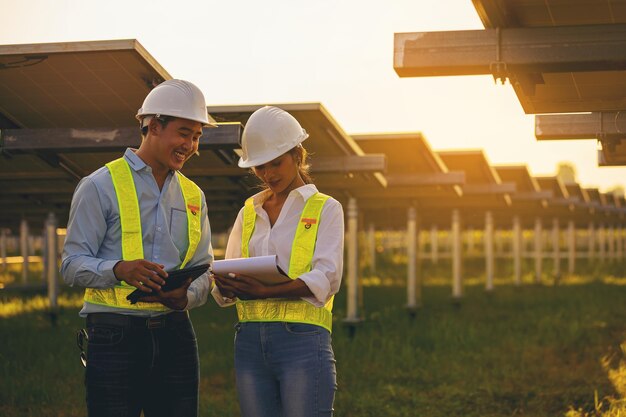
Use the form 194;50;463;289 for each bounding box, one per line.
395;24;626;78
536;112;626;140
1;123;242;151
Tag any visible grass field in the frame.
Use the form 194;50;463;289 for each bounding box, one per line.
1;266;626;416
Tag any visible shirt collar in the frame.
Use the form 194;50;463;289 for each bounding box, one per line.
251;184;319;207
123;147;174;179
123;148;148;172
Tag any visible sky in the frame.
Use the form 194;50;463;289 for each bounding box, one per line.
2;0;624;192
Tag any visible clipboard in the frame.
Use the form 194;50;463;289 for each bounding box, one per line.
126;263;209;304
211;255;291;285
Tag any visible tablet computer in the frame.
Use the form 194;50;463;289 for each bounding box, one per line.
126;263;210;304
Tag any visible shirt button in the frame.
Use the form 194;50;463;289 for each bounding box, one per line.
157;227;162;232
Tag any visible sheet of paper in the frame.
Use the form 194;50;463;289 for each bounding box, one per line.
211;255;291;285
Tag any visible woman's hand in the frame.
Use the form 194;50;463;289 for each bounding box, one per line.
211;273;237;299
214;273;269;299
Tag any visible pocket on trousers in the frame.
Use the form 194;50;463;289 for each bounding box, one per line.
284;322;321;335
87;326;124;346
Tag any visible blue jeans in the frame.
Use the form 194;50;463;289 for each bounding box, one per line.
84;312;199;417
234;321;337;417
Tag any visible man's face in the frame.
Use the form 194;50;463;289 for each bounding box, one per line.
148;117;203;172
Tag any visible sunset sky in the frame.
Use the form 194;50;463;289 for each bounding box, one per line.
2;0;624;192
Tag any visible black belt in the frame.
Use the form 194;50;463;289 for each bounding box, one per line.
86;311;189;329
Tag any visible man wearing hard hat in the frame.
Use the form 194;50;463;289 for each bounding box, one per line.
61;79;215;417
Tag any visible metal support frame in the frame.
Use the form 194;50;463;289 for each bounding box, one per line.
534;217;542;284
451;209;462;299
344;198;360;324
45;213;58;313
406;206;420;310
430;225;438;264
0;228;6;272
588;222;595;261
599;223;606;263
20;218;29;283
552;218;560;279
368;223;376;274
568;220;576;275
485;211;494;292
608;225;616;261
513;215;522;286
394;24;626;77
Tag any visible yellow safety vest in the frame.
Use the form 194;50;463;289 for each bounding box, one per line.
84;157;202;311
236;192;335;332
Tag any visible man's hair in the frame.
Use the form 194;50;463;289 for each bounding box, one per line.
140;115;174;137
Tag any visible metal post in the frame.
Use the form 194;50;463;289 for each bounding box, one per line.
344;198;360;324
368;223;376;275
552;218;560;279
406;207;420;310
0;228;7;273
588;222;595;261
20;219;29;283
46;213;59;315
430;225;438;264
485;211;494;292
513;216;522;286
451;209;462;299
534;217;542;284
41;225;48;281
608;225;615;261
568;220;576;275
615;224;624;262
599;223;606;263
466;226;474;257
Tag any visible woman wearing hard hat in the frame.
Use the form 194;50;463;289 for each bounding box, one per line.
212;106;344;417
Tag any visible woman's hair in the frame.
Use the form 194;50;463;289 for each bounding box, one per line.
251;144;313;188
289;145;313;184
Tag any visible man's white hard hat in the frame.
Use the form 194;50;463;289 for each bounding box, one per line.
238;106;308;168
136;79;217;127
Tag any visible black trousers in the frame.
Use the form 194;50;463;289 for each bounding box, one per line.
84;312;199;417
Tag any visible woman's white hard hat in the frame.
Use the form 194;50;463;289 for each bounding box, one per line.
238;106;308;168
136;79;217;127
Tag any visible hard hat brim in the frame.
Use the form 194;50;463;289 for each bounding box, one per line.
237;134;308;168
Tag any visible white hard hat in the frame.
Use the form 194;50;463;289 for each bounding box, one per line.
238;106;309;168
136;79;217;127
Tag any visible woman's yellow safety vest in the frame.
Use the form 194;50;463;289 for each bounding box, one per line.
83;157;202;311
236;192;335;332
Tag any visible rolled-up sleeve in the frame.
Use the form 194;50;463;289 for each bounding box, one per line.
185;191;214;310
297;199;344;307
61;178;119;289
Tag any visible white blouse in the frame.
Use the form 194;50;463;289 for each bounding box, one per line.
219;184;344;307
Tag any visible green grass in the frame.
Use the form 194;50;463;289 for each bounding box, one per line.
1;278;626;416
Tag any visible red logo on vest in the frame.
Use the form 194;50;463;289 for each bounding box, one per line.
187;204;199;216
301;218;316;229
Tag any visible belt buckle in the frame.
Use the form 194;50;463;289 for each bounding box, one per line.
146;317;165;329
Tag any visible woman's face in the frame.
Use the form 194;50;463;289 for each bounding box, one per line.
253;151;302;196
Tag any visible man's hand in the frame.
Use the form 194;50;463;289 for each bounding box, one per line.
113;260;167;293
139;278;192;310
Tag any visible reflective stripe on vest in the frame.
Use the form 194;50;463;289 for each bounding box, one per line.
236;192;335;332
84;158;202;311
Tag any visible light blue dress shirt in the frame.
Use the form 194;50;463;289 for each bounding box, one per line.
61;148;213;317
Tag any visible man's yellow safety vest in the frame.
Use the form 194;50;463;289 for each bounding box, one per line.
83;157;202;311
236;192;335;332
